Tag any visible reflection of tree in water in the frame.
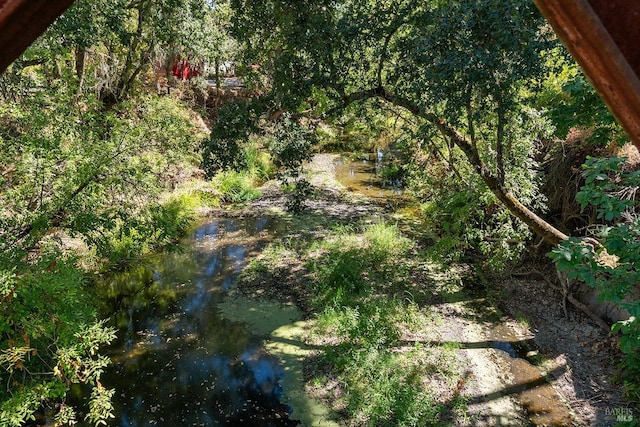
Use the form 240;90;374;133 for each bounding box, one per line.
208;345;299;425
107;342;298;426
95;218;300;426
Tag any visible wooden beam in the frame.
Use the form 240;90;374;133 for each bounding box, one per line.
588;1;640;79
0;0;76;73
534;0;640;150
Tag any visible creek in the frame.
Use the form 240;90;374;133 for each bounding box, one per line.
70;152;401;426
68;153;402;427
333;152;405;202
80;217;329;426
74;154;572;426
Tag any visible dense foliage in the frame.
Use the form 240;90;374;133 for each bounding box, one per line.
219;0;554;273
202;103;316;211
550;157;640;401
2;0;639;423
0;0;216;423
0;94;202;424
202;101;259;175
0;254;116;426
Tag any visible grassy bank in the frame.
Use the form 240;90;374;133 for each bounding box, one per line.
0;87;273;425
238;220;469;426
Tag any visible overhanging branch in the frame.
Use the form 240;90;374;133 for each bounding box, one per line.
326;85;570;246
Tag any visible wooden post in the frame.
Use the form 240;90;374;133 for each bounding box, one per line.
534;0;640;150
0;0;76;73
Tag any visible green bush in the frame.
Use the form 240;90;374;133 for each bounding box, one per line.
268;114;315;179
285;178;312;213
420;182;530;271
80;193;199;268
201;101;259;177
266;114;316;212
0;254;116;426
550;156;640;401
150;193;200;243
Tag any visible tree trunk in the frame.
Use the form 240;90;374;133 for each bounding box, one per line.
339;86;570;247
215;57;221;92
101;4;149;108
75;47;86;92
425;106;569;246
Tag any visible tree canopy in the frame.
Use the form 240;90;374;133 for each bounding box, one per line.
2;0;639;423
222;0;567;244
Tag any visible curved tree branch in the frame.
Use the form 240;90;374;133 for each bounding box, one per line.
325;85;570;247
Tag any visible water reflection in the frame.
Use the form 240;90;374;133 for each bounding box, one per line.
334;153;404;200
93;217;300;426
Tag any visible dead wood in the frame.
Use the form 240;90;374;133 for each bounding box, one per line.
511;268;611;334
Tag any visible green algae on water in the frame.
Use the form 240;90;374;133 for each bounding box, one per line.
219;295;339;426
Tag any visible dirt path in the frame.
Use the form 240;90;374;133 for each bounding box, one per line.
227;153;633;426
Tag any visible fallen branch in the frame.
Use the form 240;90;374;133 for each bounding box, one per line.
566;293;611;334
511;269;611;334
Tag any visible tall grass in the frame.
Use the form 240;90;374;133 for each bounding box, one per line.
364;221;412;262
206;140;272;203
305;222;464;426
308;222;412;306
213;170;262;203
236;221;465;425
243;142;273;181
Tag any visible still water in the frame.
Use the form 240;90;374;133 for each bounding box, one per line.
333;152;404;201
92;217;301;426
72;153;403;426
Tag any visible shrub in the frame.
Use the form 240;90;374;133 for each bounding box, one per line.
420;182;530;271
268;114;315;179
81;193;199;267
285;178;312;213
550;156;640;401
201;101;258;177
267;114;316;213
0;255;116;426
